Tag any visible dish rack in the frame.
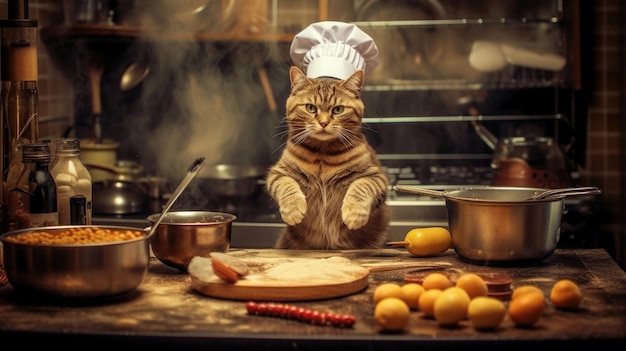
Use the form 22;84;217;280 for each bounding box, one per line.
321;0;584;188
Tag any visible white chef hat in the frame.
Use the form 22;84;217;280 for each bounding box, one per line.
290;21;379;80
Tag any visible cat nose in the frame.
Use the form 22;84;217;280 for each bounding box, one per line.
319;122;328;128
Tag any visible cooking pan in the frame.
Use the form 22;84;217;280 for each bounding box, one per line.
197;164;267;198
393;185;601;265
0;225;150;299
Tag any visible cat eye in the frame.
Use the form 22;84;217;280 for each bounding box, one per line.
305;104;317;113
332;106;345;114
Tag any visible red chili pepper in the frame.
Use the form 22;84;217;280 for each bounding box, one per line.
245;301;356;328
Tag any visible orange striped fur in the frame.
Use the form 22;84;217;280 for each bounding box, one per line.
266;66;390;249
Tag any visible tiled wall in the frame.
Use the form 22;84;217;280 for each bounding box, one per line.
578;0;625;269
3;1;625;269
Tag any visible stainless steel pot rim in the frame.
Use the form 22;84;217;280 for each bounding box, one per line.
393;185;600;203
146;211;237;224
0;225;149;247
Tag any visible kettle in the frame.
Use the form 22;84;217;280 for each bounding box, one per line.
471;121;572;188
490;136;572;189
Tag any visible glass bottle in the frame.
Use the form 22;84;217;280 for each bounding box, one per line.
1;14;39;166
8;142;58;229
1;7;39;233
50;138;92;225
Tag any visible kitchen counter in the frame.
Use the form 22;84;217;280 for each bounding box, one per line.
1;248;624;350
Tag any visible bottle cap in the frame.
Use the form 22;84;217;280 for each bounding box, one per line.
22;142;50;162
54;138;80;153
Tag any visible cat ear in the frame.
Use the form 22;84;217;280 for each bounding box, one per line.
289;66;310;88
341;69;364;95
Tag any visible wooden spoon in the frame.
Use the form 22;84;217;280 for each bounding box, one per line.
86;54;104;142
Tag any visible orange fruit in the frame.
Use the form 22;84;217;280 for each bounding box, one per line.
455;273;488;299
511;285;544;301
418;288;443;318
422;272;453;290
401;283;425;310
433;287;471;326
373;283;407;305
467;296;506;330
508;290;546;327
550;279;582;309
374;297;410;331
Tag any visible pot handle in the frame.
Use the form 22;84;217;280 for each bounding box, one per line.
528;186;602;200
393;185;447;198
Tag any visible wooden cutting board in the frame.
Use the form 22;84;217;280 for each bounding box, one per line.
189;256;451;301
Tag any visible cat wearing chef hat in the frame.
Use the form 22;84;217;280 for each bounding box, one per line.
266;21;391;249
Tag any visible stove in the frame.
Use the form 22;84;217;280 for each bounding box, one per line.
93;165;600;250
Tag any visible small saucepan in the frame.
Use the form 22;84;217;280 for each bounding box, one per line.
87;161;148;215
147;211;236;270
393;185;602;265
196;164;267;199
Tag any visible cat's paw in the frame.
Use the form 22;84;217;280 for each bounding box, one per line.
341;202;371;229
280;197;307;226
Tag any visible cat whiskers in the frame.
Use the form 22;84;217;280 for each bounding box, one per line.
360;122;379;134
336;128;360;148
291;128;313;146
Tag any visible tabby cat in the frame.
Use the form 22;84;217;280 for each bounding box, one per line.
266;66;391;250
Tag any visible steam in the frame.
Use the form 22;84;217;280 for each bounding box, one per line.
89;2;558;187
123;11;285;184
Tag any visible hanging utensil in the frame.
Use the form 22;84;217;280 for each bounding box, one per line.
146;156;206;238
120;58;150;91
86;53;104;143
470;119;498;150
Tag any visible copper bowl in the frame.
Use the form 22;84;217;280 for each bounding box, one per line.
147;211;236;270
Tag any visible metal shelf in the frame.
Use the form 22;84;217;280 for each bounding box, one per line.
363;113;571;124
363;79;568;91
352;17;562;28
377;153;492;161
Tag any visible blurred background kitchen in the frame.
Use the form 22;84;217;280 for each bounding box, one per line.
2;0;624;269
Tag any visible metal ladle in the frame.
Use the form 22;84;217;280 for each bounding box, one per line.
146;157;206;238
120;60;150;91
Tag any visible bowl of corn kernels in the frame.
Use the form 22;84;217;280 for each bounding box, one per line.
0;225;150;300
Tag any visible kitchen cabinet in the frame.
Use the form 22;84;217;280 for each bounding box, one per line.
0;248;624;349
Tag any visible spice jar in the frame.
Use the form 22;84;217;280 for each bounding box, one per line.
50;138;93;225
7;142;58;229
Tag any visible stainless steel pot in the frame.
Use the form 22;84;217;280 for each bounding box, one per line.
197;164;266;198
89;160;149;214
147;211;236;270
0;225;150;299
393;185;601;265
92;180;148;214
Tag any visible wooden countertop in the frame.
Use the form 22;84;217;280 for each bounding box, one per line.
1;248;625;350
